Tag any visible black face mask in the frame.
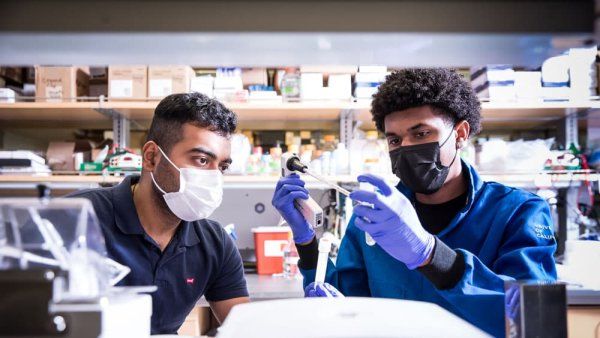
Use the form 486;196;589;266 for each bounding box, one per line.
389;129;458;195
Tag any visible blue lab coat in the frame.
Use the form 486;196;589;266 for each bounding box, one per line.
300;160;557;337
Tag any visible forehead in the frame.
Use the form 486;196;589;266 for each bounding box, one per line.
384;105;449;132
174;123;231;156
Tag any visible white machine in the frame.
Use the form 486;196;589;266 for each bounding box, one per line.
217;297;490;338
0;198;152;338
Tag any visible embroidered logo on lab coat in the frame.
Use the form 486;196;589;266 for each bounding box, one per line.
533;224;554;240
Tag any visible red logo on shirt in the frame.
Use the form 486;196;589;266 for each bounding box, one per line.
186;278;195;285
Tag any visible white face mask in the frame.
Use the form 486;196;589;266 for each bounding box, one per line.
150;146;224;222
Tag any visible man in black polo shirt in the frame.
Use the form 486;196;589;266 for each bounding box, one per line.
70;93;249;334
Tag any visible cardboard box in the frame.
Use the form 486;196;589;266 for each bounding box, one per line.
241;68;268;88
89;83;108;98
178;306;212;336
24;67;35;84
46;140;92;171
108;65;148;99
35;66;90;102
148;65;195;98
567;306;600;338
0;67;24;84
89;67;108;81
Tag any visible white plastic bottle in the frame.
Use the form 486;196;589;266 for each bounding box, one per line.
332;142;350;175
321;151;332;176
362;131;383;174
282;233;300;279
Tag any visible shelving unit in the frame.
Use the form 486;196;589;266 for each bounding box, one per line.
1;98;598;189
2;98;598;131
0;98;598;255
1;170;597;191
356;100;600;129
0;101;113;128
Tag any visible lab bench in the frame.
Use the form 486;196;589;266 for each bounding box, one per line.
196;273;304;307
180;275;600;337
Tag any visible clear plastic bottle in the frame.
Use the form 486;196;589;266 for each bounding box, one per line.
281;68;301;102
322;135;337;152
333;142;350;175
269;146;282;175
282;233;300;279
362;131;383;174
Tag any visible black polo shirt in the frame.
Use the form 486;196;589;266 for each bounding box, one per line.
68;175;248;334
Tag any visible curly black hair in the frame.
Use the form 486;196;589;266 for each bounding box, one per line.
147;92;238;153
371;68;481;136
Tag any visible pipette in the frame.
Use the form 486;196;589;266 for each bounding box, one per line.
282;153;377;246
282;154;351;197
281;153;324;228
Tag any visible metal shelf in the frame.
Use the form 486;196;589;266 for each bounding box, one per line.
2;99;598;128
357;99;600;130
0;171;597;190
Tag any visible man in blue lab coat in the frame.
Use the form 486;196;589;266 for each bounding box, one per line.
272;68;557;337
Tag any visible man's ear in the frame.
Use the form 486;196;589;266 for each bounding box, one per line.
141;141;161;172
455;120;470;149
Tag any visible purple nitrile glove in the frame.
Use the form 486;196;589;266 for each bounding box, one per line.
505;284;521;321
272;173;315;244
349;174;435;270
304;282;344;298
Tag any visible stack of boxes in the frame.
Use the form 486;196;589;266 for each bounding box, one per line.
297;65;355;101
213;68;244;101
31;65;197;101
542;54;571;100
470;65;516;101
568;46;598;99
541;47;598;100
22;53;600;103
354;66;389;100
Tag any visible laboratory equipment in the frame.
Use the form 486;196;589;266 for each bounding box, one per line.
0;198;152;338
357;181;378;246
282;232;300;279
314;237;332;285
332;142;350;175
211;185;328;263
362;131;384;173
281;153;326;228
282;153;351;197
0;150;50;173
504;281;567;338
217;297;490;338
281;68;301;102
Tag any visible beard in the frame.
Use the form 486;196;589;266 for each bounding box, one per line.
151;158;180;214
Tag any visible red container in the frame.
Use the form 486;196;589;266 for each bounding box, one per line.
252;226;291;275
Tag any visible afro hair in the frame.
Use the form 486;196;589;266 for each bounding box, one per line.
371;68;481;136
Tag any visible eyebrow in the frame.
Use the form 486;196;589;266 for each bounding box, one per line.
189;147;232;164
408;123;428;131
385;123;431;137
